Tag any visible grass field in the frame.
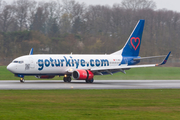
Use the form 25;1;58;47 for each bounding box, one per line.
0;66;180;120
0;89;180;120
1;66;180;119
1;66;180;80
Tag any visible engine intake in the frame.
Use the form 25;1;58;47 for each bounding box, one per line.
73;70;94;80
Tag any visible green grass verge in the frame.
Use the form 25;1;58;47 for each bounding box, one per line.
0;89;180;120
95;67;180;80
1;66;180;80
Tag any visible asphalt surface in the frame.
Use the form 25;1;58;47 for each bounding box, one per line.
0;80;180;90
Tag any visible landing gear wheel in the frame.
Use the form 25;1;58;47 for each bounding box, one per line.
89;78;94;83
20;78;25;83
63;77;67;82
63;77;71;83
86;78;94;83
67;77;71;82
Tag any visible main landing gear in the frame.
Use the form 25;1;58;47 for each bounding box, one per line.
63;74;94;83
63;75;72;83
85;78;94;83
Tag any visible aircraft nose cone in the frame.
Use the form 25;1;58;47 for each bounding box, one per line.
7;64;10;70
7;64;13;73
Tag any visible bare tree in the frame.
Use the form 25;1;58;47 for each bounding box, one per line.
0;4;15;32
13;0;34;31
121;0;156;10
0;0;4;12
41;1;59;34
61;0;86;33
31;7;46;33
26;0;37;31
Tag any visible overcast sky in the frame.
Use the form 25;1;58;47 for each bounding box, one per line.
5;0;180;12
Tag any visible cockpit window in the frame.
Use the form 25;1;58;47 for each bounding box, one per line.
19;61;23;63
13;61;18;63
13;61;24;64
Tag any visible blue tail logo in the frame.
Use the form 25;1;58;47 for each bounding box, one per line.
122;19;145;56
111;20;145;56
130;37;140;50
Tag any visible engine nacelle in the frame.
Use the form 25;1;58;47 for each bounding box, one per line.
72;70;94;80
35;75;55;79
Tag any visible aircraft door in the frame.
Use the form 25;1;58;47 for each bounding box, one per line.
29;57;35;69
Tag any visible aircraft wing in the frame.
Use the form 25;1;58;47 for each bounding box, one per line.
90;51;171;71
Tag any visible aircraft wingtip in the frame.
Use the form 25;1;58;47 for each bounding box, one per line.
29;48;33;55
158;51;171;66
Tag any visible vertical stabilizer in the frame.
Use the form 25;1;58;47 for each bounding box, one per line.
111;20;145;56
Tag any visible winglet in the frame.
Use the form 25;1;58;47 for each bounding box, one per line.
29;48;33;55
156;51;171;66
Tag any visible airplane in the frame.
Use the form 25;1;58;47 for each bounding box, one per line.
7;19;171;83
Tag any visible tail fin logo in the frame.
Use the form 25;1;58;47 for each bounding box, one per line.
130;37;140;50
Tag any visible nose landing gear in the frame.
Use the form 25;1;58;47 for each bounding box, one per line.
15;75;25;83
20;78;25;83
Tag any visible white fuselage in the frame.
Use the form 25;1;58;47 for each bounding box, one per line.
7;54;123;76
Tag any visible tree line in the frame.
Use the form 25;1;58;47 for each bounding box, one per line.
0;0;179;65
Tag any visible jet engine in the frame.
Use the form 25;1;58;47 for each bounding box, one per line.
72;70;94;80
35;75;55;79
